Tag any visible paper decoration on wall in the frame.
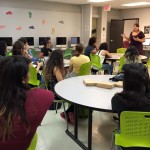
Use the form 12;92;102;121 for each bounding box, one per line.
29;26;35;29
144;26;150;34
42;19;46;25
6;11;13;15
28;12;32;18
51;28;55;35
59;20;64;24
16;26;22;30
0;25;6;29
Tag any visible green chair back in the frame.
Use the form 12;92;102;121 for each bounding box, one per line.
30;48;38;58
146;58;150;68
6;51;12;56
90;54;102;70
27;133;38;150
78;62;91;76
117;48;127;53
118;56;125;73
28;66;40;86
115;111;150;148
63;48;72;58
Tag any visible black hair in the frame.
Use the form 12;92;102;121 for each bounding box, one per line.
75;44;84;57
44;49;64;81
0;41;7;56
43;37;51;47
12;41;24;55
125;46;139;63
121;63;150;107
18;37;27;44
99;42;108;51
0;56;31;140
88;37;97;46
134;23;139;27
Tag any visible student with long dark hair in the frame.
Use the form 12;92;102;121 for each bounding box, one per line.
124;45;141;64
0;41;7;61
0;56;54;150
111;63;150;149
97;42;113;74
44;49;64;110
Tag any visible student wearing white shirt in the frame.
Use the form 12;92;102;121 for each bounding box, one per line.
97;42;113;74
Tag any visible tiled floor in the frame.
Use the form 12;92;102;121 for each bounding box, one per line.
36;106;118;150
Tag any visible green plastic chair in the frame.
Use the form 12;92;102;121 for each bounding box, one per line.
114;111;150;148
118;56;125;73
78;62;91;76
6;51;12;56
63;48;72;59
90;53;102;70
27;133;38;150
117;48;127;53
146;58;150;68
28;66;40;86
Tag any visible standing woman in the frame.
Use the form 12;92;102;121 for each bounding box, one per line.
121;23;145;55
0;56;54;150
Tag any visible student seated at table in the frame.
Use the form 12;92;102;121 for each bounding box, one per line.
111;63;150;150
39;37;52;58
12;40;43;73
96;42;113;74
124;45;141;64
0;41;7;61
18;37;33;59
0;56;54;150
65;44;90;78
84;36;98;58
44;49;64;110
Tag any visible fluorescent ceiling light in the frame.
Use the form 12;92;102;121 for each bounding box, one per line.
87;0;112;3
122;2;150;6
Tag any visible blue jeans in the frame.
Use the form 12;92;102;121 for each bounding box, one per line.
102;63;113;74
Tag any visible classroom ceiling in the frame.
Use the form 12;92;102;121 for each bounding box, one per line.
42;0;150;9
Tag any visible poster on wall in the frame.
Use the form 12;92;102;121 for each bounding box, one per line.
144;26;150;34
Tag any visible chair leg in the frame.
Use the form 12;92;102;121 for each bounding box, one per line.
56;102;59;114
110;131;115;150
62;102;69;130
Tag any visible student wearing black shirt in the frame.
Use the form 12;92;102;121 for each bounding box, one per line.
111;63;150;150
39;38;52;58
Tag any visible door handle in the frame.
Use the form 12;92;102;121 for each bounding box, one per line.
110;39;114;42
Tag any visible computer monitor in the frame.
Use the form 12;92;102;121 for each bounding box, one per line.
71;37;80;47
0;37;13;49
22;37;34;48
39;37;51;48
143;38;150;46
56;37;67;48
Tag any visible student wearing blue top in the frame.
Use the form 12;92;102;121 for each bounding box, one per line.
84;37;98;58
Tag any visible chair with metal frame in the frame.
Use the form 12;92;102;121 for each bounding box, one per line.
63;48;72;59
116;48;127;53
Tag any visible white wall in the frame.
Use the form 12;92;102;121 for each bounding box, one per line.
0;0;81;48
121;7;150;38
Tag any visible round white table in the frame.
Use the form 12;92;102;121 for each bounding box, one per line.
55;75;122;150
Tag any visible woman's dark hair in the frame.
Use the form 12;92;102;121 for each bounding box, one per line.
88;37;96;46
125;46;139;63
122;63;150;107
18;37;27;44
0;56;31;140
0;41;7;56
43;37;51;47
99;42;108;51
44;49;64;81
134;23;139;27
12;41;24;55
75;44;84;57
